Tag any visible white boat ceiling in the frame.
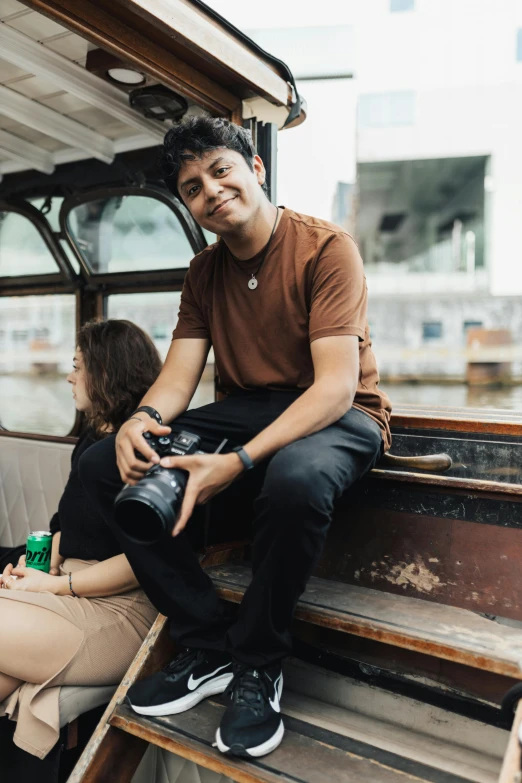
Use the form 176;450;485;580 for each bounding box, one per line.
0;0;168;178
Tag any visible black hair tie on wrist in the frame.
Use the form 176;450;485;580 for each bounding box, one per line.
129;406;163;426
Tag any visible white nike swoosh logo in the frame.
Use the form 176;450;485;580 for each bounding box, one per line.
269;673;283;712
187;663;230;691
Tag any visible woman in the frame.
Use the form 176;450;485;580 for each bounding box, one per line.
0;319;162;759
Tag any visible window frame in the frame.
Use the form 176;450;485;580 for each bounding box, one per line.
0;199;77;293
59;184;206;290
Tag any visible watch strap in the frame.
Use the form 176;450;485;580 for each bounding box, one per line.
130;406;163;426
232;445;255;471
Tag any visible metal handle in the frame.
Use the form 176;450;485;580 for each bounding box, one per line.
380;452;453;473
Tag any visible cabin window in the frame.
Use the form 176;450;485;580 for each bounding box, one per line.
65;195;194;274
0;294;76;436
0;211;59;277
107;292;215;408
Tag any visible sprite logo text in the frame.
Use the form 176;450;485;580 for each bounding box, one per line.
26;547;50;565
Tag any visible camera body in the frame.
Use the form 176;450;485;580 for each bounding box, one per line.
140;429;202;461
113;429;202;544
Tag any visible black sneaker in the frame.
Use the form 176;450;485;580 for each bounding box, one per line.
127;648;233;717
215;663;284;758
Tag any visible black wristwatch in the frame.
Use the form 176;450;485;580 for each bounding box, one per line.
130;406;163;426
232;445;255;471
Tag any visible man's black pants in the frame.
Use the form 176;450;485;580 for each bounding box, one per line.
79;391;383;667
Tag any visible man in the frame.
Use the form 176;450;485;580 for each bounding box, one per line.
79;116;391;759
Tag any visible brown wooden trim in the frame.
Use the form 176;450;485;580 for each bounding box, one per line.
499;698;522;782
0;431;77;444
21;0;238;115
0;280;77;296
114;0;289;106
392;413;522;438
370;468;522;499
86;270;188;289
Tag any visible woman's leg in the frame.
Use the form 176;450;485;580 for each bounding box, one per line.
0;599;83;692
0;673;22;701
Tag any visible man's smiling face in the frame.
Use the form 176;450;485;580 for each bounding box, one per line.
177;148;266;233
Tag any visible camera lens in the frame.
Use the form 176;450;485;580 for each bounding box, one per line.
113;467;188;544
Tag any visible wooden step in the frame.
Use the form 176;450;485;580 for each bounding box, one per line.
109;698;472;783
208;564;522;678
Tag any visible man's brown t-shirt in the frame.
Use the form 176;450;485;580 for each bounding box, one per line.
172;207;392;451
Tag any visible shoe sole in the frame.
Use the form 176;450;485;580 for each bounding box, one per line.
215;720;285;758
215;672;285;758
128;672;233;717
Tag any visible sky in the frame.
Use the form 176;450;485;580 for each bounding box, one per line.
204;0;360;30
204;0;358;220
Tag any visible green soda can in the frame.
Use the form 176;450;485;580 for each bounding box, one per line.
26;531;52;573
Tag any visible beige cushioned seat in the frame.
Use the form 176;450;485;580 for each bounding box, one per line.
58;685;116;728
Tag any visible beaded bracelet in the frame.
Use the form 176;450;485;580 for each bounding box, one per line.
68;571;78;598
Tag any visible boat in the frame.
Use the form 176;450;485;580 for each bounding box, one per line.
1;1;522;781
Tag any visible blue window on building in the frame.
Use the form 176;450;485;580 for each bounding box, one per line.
517;29;522;61
391;0;414;11
358;91;416;129
423;322;443;341
463;320;483;334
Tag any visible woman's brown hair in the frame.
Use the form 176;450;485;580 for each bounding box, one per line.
77;319;162;434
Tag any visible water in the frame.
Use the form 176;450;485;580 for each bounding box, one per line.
0;375;215;436
1;376;521;436
381;382;522;412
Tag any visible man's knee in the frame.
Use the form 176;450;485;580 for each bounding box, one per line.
260;448;333;515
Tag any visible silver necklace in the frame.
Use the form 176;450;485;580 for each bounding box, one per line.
229;208;279;291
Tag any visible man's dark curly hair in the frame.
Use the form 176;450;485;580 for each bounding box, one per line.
160;116;263;201
77;319;162;435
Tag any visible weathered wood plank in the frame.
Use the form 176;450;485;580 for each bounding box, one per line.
208;564;522;678
111;700;451;783
498;699;522;782
317;505;522;620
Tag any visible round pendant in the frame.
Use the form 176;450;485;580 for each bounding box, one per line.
248;277;258;290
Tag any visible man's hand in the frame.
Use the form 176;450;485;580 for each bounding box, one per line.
116;415;172;485
160;452;244;537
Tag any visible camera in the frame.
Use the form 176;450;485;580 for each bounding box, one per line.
113;429;202;544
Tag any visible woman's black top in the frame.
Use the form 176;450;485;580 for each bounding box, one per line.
49;431;122;562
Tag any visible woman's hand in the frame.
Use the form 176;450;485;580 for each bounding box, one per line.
1;553;26;588
115;415;172;485
2;565;64;594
